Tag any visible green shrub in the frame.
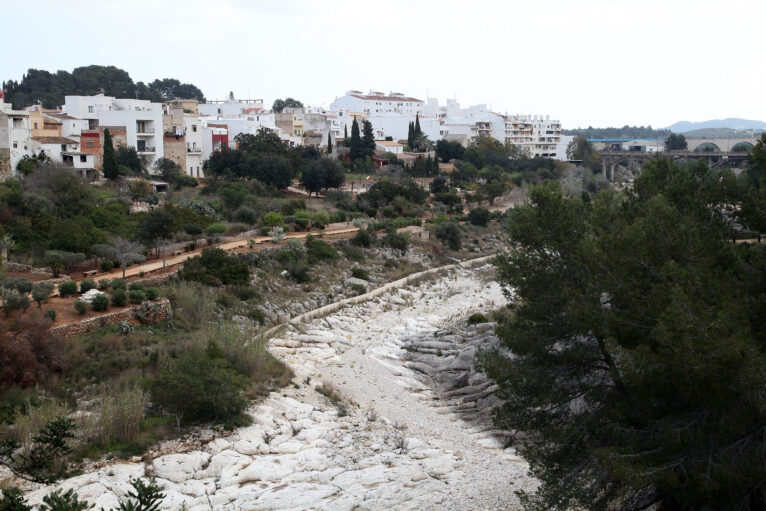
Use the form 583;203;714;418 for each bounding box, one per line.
351;267;369;280
285;262;310;283
100;260;115;272
383;229;409;251
110;278;127;291
74;300;88;315
435;222;462;250
44;309;56;322
97;279;110;291
230;285;258;302
58;281;78;297
79;279;96;294
259;226;271;236
180;248;250;287
151;345;249;426
350;283;367;296
468;313;488;325
294;217;309;230
145;288;159;300
14;279;33;295
341;243;365;261
233;207;257;225
91;293;109;312
468;208;491;227
305;235;338;264
129;290;145;304
206;222;227;236
263;211;284;227
128;282;145;292
111;288;128;306
352;229;372;248
311;210;330;229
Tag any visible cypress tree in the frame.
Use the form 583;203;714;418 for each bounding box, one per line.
344;125;348;143
102;128;118;180
350;117;361;160
407;122;414;150
414;114;421;136
362;120;376;158
327;132;333;154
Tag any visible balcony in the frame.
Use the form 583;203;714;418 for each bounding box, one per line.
187;147;202;153
136;129;155;136
137;146;156;153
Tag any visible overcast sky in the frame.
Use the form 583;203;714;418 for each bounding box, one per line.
1;0;764;128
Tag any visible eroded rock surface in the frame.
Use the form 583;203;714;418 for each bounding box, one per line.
25;266;535;510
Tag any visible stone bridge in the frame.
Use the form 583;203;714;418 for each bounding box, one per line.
600;150;751;181
685;136;760;152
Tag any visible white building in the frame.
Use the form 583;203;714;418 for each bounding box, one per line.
63;94;165;169
330;91;425;117
0;99;33;177
199;97;265;119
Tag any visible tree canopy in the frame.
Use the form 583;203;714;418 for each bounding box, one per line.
271;97;304;113
2;65;205;108
481;156;766;510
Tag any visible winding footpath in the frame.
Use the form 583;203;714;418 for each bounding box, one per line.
24;265;536;510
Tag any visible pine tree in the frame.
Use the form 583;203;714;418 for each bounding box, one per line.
349;118;361;160
362;120;375;158
102;128;118;180
327;132;333;154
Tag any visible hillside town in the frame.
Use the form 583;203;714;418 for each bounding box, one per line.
0;89;564;180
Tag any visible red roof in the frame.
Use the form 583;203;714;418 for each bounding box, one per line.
351;94;423;103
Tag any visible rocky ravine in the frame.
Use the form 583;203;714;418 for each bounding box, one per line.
24;266;536;510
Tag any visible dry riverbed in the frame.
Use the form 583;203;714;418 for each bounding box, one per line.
21;266;536;510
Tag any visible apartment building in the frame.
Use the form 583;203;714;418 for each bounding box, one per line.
62;94;165;170
330;91;425;117
163;100;204;177
0;93;33;178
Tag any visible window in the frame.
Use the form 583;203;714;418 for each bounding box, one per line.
192;125;197;132
85;141;95;148
88;106;94;113
61;144;66;151
34;122;38;129
12;142;17;149
80;155;87;163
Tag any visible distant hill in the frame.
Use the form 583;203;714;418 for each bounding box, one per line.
563;126;670;139
666;118;766;133
1;65;206;109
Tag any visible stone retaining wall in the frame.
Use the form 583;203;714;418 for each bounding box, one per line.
261;254;496;339
50;298;172;338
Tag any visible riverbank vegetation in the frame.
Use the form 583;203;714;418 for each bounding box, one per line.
482;135;766;510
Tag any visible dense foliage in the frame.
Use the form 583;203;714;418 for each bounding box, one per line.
563;125;671;139
2;65;205;109
481;152;766;510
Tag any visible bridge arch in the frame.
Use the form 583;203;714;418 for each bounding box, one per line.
693;142;721;152
731;141;754;152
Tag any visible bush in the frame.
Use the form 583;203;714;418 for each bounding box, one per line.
110;278;126;291
128;282;145;292
91;293;109;312
14;279;33;295
79;279;96;294
151;345;249;426
285;262;310;283
263;211;284;227
74;300;88;315
44;309;56;322
383;229;409;251
206;222;227;236
468;312;488;325
468;208;491;227
311;210;330;229
233;206;257;225
351;267;369;280
351;229;372;248
259;226;270;236
305;235;338;264
111;288;128;306
145;287;159;300
294;217;309;230
180;248;250;287
58;281;78;297
129;290;145;304
435;222;462;250
350;283;367;296
100;260;115;272
341;243;365;262
97;279;110;291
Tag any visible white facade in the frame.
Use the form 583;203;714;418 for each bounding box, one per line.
365;113;440;143
199;98;264;119
0;101;33;174
62;95;165;169
330;91;425;117
184;114;203;177
30;137;79;163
